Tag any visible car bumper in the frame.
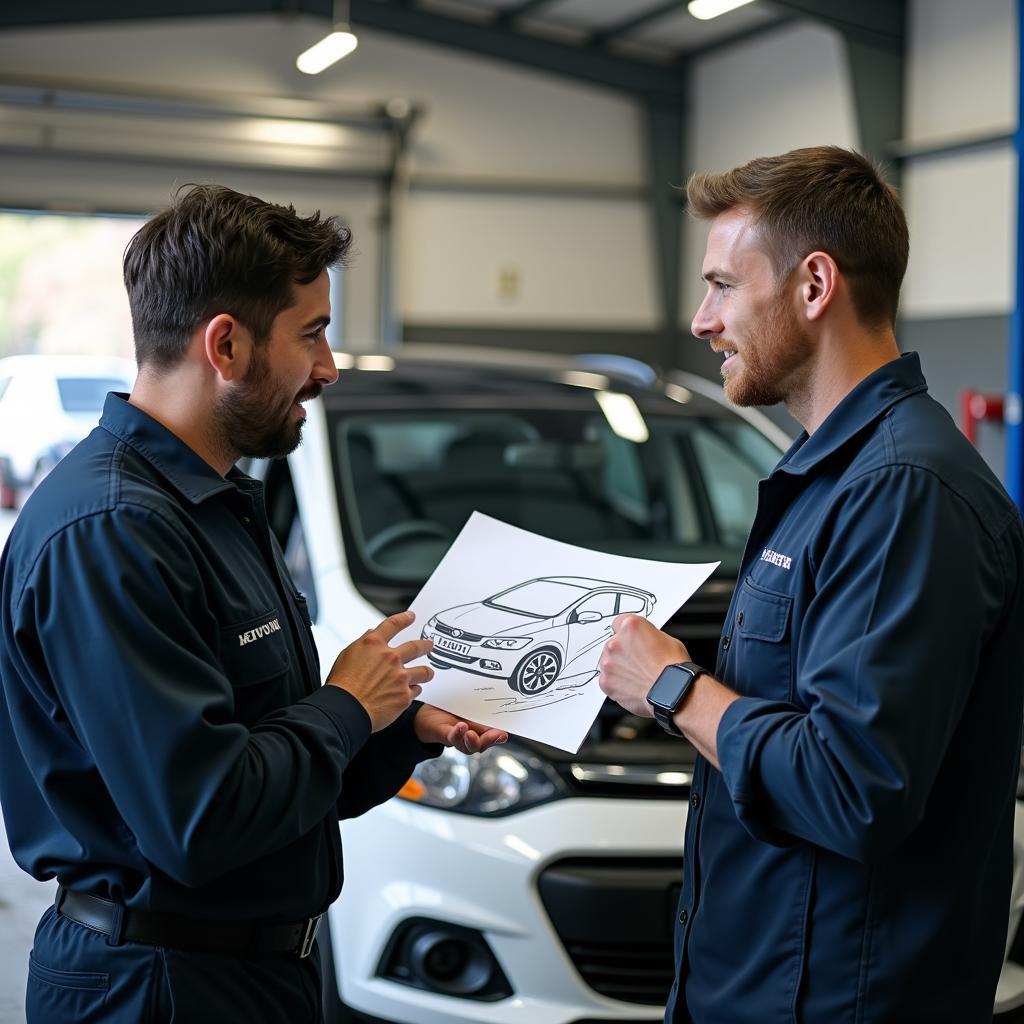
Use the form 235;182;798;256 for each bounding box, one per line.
329;796;687;1024
422;627;527;678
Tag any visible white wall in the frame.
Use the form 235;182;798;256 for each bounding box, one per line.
681;22;860;325
0;14;651;348
900;0;1017;318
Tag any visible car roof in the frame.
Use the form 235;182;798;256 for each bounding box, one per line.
324;345;724;416
536;576;655;599
322;344;793;450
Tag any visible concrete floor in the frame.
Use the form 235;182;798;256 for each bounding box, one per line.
0;507;56;1024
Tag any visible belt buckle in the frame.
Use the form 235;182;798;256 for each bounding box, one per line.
298;915;321;959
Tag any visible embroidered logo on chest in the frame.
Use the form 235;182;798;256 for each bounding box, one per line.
760;547;792;571
238;618;282;646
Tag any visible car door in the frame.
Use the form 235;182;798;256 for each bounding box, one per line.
564;591;618;673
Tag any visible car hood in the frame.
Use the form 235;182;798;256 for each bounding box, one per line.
436;603;547;635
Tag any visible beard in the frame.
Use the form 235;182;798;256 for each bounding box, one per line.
721;289;814;409
213;345;321;461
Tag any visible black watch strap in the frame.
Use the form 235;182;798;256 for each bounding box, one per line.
648;661;707;737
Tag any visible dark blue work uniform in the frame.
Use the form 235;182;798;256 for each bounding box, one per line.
0;394;438;1022
670;354;1024;1023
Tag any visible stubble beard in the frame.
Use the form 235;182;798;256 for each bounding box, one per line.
213;346;318;462
722;293;814;410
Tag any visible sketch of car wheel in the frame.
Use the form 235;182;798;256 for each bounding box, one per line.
509;649;561;695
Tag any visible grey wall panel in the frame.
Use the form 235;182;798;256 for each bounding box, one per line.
898;314;1008;479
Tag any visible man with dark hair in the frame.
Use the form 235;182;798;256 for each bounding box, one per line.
0;184;505;1023
598;146;1024;1022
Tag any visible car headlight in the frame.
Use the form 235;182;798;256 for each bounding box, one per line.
399;742;566;816
481;637;531;649
427;615;438;629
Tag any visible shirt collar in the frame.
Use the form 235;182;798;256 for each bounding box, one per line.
775;351;928;476
99;392;238;504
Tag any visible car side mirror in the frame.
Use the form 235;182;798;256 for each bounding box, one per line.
576;610;603;624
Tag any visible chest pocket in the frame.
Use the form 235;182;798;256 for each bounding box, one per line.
218;609;293;724
730;577;794;702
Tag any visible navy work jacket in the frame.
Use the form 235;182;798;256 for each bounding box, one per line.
0;394;436;922
670;354;1024;1023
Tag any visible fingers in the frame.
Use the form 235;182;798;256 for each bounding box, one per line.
406;664;434;687
445;722;509;754
394;636;434;665
373;610;415;643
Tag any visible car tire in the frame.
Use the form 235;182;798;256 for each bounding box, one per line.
509;648;561;695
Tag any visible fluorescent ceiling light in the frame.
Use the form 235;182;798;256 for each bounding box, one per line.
296;29;358;74
687;0;756;20
595;391;649;444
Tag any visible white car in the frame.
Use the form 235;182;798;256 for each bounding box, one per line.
256;345;1024;1024
0;353;136;505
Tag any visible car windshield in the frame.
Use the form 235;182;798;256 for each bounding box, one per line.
57;377;126;412
485;579;592;618
331;406;783;585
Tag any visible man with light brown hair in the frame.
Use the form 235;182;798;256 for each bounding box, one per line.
599;146;1024;1022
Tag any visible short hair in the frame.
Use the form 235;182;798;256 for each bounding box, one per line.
123;184;352;368
686;146;908;328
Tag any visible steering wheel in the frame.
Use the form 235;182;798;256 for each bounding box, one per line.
365;519;454;560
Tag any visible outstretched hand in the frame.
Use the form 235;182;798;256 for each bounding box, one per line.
414;704;509;754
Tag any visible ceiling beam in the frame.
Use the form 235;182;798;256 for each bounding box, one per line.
766;0;905;51
0;0;686;100
0;0;332;28
495;0;558;26
347;0;685;99
590;1;682;46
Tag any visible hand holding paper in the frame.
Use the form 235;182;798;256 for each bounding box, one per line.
597;613;692;719
392;513;719;752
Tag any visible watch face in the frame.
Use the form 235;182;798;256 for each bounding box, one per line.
647;664;693;712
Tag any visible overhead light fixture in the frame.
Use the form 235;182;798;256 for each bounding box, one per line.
296;0;358;75
687;0;756;20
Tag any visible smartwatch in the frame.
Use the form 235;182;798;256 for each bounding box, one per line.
647;661;707;737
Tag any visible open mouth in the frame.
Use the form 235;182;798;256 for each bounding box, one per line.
713;344;738;370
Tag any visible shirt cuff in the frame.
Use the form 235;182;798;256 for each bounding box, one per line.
717;695;799;848
303;684;373;754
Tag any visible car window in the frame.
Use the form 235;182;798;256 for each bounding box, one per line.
331;408;781;586
575;593;617;619
57;377;128;412
688;424;768;546
617;592;647;614
487;579;591;617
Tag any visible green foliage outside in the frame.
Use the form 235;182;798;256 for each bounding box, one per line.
0;213;143;360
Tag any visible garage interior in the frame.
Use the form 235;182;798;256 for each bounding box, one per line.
0;0;1022;1022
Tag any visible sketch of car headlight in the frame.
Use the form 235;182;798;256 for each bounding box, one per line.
399;743;566;816
481;637;531;650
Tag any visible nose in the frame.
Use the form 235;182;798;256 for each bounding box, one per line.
691;291;722;341
315;335;340;387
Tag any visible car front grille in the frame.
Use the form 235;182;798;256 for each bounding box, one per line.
563;942;675;1005
434;621;483;643
538;857;681;1007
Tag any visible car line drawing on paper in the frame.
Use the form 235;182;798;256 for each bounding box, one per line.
422;576;656;696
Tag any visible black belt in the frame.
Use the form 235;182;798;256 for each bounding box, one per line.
55;887;322;959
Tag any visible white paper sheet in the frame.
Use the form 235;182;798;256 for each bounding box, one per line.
394;512;719;753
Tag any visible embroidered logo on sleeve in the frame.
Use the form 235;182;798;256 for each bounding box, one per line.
760;547;792;570
238;618;282;646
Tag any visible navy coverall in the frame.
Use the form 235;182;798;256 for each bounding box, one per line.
0;394;438;1022
670;354;1024;1023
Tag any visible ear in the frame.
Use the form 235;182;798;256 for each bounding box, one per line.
202;313;251;382
798;251;840;323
